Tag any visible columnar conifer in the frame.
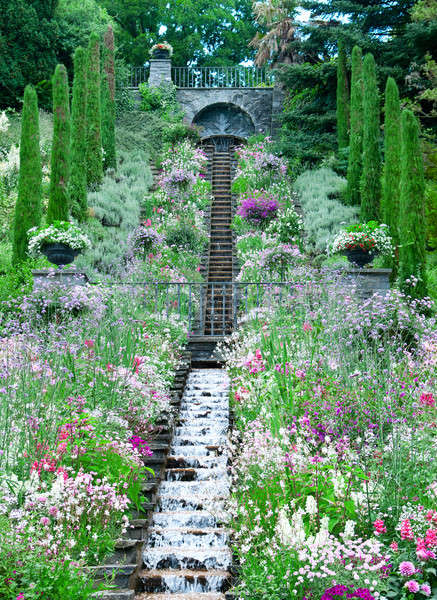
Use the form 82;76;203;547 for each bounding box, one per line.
102;25;116;171
336;39;349;150
86;33;103;186
12;85;42;264
70;47;88;222
398;109;427;298
346;46;363;205
47;64;71;224
382;77;401;265
360;53;381;222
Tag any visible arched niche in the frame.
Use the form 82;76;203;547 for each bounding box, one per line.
193;102;255;139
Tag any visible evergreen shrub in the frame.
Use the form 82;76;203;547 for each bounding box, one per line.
294;168;359;253
47;64;71;225
70;47;88;222
346;46;363;206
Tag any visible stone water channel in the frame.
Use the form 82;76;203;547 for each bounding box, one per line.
136;368;232;599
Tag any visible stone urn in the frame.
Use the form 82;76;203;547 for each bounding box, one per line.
41;243;80;267
345;247;376;268
152;49;170;59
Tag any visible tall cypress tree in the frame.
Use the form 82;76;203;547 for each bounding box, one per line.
101;25;116;171
382;77;401;262
70;47;88;222
398;109;427;298
336;39;349;151
86;33;103;187
47;64;71;224
346;46;363;206
360;52;381;222
12;85;42;264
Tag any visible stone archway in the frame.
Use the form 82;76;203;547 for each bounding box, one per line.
193;103;256;140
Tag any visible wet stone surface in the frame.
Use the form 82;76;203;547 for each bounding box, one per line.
137;369;231;598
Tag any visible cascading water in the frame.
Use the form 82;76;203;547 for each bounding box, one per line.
137;369;231;600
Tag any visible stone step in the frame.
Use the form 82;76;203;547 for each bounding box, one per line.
138;569;231;593
136;593;226;600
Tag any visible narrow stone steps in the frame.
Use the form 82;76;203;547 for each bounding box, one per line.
137;594;226;600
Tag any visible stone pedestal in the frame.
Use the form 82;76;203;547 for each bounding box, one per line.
346;268;392;299
148;59;172;87
32;269;89;292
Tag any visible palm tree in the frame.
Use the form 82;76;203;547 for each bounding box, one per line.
249;0;299;66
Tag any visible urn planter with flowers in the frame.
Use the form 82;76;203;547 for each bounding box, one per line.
328;221;393;267
28;221;91;267
150;42;173;60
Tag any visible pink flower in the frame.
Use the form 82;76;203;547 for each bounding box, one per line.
401;518;414;540
40;516;50;526
405;580;420;593
84;339;94;348
390;541;399;552
419;393;435;407
16;594;25;600
421;584;431;596
399;561;416;576
373;519;387;535
303;321;312;332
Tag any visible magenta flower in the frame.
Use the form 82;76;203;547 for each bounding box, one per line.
421;584;431;596
399;561;416;576
405;580;420;593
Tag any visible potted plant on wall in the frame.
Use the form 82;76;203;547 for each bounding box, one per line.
327;221;393;267
28;221;91;267
150;42;173;59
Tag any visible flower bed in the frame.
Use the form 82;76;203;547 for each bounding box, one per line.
0;287;187;599
222;267;437;600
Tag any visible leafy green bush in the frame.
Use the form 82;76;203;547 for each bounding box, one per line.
166;223;204;253
294;168;359;254
162;121;201;146
139;82;178;115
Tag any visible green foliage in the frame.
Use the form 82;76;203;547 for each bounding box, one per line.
360;53;381;222
166;222;205;253
346;51;363;206
336;39;350;150
12;86;42;264
139;82;178;115
70;47;88;222
0;0;59;107
102;25;116;171
95;0;259;68
279;63;337;165
47;64;71;224
101;75;116;171
398;109;427;298
86;33;103;187
382;77;401;259
76;149;152;278
425;181;437;249
55;0;114;77
162;121;201;146
294;168;359;254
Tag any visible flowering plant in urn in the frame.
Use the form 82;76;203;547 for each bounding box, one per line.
328;221;393;255
28;221;91;257
150;41;173;57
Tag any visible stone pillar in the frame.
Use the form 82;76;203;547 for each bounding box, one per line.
271;83;284;136
148;59;172;87
346;268;392;299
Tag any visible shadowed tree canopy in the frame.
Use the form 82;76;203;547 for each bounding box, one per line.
95;0;262;66
0;0;59;107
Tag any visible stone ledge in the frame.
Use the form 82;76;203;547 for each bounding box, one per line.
345;268;392;299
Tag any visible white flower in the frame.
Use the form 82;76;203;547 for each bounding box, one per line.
305;494;317;515
0;110;9;133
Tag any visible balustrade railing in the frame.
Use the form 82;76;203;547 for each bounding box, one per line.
126;66;150;88
99;281;313;337
171;66;274;88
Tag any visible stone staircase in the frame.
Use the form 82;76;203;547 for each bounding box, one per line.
204;150;234;336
